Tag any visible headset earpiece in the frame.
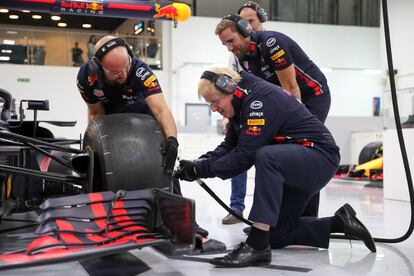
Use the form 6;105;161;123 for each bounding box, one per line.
88;56;101;75
201;71;238;95
238;2;268;23
124;41;135;58
88;37;134;77
223;14;253;37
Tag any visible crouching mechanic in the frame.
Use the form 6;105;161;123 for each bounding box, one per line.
175;67;376;268
76;36;208;237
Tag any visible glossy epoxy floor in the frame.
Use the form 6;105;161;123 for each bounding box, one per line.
2;134;414;275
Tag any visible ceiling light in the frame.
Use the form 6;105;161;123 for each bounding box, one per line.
3;40;15;45
51;15;61;21
0;9;9;13
58;22;67;27
22;10;31;13
82;24;92;28
6;31;18;34
9;15;19;20
0;56;11;61
32;15;42;19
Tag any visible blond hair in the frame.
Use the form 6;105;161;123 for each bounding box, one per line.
198;67;242;99
215;19;238;36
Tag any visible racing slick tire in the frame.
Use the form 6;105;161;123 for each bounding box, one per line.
358;141;383;165
83;113;171;192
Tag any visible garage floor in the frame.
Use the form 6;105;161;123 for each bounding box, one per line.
0;134;413;275
1;177;413;275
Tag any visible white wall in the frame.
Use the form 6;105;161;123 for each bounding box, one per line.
380;0;414;90
168;16;383;125
0;64;169;139
0;64;87;139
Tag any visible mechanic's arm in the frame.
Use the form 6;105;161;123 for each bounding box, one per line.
145;93;177;139
87;102;105;122
275;64;301;100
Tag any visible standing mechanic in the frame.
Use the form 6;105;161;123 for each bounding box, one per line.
216;13;331;220
76;36;208;237
175;67;376;267
221;1;268;225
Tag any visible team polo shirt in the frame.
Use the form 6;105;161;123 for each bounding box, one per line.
240;31;328;98
76;58;162;115
196;71;339;180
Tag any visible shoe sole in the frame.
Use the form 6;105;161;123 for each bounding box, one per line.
210;259;271;268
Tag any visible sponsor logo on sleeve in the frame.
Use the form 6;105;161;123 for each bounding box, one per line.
147;84;161;92
87;73;98;86
143;75;157;87
271;50;285;61
250;100;263;109
247;119;265;126
76;79;84;90
264;71;274;78
93;89;104;97
266;37;276;47
246;126;261;136
249;111;264;117
274;57;287;66
269;45;280;54
261;65;270;71
136;67;151;80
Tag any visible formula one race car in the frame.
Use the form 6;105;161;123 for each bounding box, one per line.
0;88;196;270
335;141;383;182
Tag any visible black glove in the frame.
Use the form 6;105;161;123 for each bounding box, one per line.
174;160;198;182
162;136;179;175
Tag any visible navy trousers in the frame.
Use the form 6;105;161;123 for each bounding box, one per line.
302;90;331;217
248;144;339;249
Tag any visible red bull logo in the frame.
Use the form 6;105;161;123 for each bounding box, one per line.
86;3;103;11
153;4;179;20
61;0;104;15
246;126;261;136
88;73;98;86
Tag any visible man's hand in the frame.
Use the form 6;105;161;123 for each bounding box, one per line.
162;136;179;175
174;160;198;182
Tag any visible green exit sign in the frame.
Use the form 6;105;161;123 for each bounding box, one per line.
17;78;31;83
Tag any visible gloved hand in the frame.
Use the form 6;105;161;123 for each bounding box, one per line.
174;159;198;182
162;136;179;175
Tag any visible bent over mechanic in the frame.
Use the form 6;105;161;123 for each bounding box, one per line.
76;35;177;175
175;67;376;268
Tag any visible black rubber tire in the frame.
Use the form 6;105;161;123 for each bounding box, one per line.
358;141;383;165
83;113;171;192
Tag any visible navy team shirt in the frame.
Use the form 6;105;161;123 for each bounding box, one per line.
240;31;328;99
196;71;339;180
76;58;162;115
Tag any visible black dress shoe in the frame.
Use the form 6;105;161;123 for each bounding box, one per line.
335;203;376;252
209;242;271;268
